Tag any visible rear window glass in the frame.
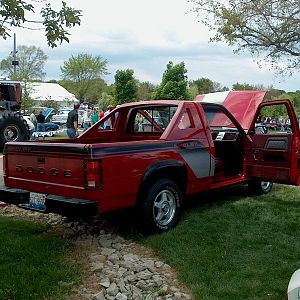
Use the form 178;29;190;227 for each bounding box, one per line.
129;106;177;133
203;106;236;129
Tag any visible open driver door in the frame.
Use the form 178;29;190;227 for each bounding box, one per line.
245;99;300;185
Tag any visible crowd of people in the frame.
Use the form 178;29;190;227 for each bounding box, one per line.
66;103;115;138
27;103;115;140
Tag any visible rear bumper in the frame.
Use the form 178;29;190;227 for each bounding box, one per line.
0;186;98;217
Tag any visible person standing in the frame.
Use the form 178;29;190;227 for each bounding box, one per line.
82;109;91;130
36;110;45;132
90;108;99;125
99;110;104;120
66;102;80;138
103;105;115;129
29;110;37;130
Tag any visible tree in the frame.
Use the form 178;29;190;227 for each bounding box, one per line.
0;0;81;47
98;92;114;111
114;69;138;105
189;0;300;73
232;82;273;91
60;53;108;100
41;100;60;113
59;78;109;105
232;82;258;91
153;61;188;100
192;77;228;94
21;83;35;115
0;45;47;80
137;81;156;100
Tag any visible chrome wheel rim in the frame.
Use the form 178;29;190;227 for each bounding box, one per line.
261;181;271;191
4;125;20;142
153;189;176;226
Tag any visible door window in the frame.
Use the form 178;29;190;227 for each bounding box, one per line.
255;104;292;134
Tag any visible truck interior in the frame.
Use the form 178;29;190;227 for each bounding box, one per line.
202;104;244;182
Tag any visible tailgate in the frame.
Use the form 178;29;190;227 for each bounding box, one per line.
4;142;91;195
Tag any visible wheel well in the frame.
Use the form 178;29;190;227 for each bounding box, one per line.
137;166;188;204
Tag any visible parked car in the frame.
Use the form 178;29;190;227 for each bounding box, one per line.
286;269;300;300
52;107;84;127
44;122;59;132
24;116;59;132
51;108;72;125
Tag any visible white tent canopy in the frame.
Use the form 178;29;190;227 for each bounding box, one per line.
23;82;77;103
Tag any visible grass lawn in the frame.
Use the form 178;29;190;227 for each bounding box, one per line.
0;217;81;300
138;184;300;300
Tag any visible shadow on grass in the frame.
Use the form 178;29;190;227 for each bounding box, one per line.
96;185;252;237
92;183;300;238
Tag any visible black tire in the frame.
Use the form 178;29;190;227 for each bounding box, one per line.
140;178;182;233
248;180;273;195
0;112;30;151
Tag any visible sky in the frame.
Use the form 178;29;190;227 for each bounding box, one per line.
1;0;300;92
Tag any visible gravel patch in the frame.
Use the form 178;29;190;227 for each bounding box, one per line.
0;204;193;300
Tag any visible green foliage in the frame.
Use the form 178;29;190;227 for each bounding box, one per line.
41;100;60;112
189;0;300;74
41;1;81;47
98;92;115;111
59;78;109;105
84;79;110;104
232;82;275;91
266;89;287;99
285;92;300;115
21;83;35;114
259;102;291;121
60;53;108;100
138;81;157;100
267;91;300;115
114;69;138;105
232;82;258;90
139;184;300;299
190;77;228;97
0;0;81;48
186;83;199;100
153;61;188;100
0;45;47;80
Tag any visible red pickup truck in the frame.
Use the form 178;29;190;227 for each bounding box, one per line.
1;91;300;232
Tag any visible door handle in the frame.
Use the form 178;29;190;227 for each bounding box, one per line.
253;149;260;161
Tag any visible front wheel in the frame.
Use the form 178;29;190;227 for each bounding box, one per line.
248;180;273;195
140;179;182;233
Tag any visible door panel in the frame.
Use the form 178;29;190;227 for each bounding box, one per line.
245;134;293;182
245;100;300;185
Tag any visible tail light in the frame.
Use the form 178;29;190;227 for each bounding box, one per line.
84;160;102;189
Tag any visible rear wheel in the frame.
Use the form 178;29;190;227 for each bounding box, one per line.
248;180;273;195
140;178;182;233
0;112;30;151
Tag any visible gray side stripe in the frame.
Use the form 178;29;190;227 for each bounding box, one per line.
179;148;214;178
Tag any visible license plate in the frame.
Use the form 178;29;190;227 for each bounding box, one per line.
29;193;46;211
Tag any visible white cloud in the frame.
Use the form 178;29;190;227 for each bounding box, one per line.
0;0;300;91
